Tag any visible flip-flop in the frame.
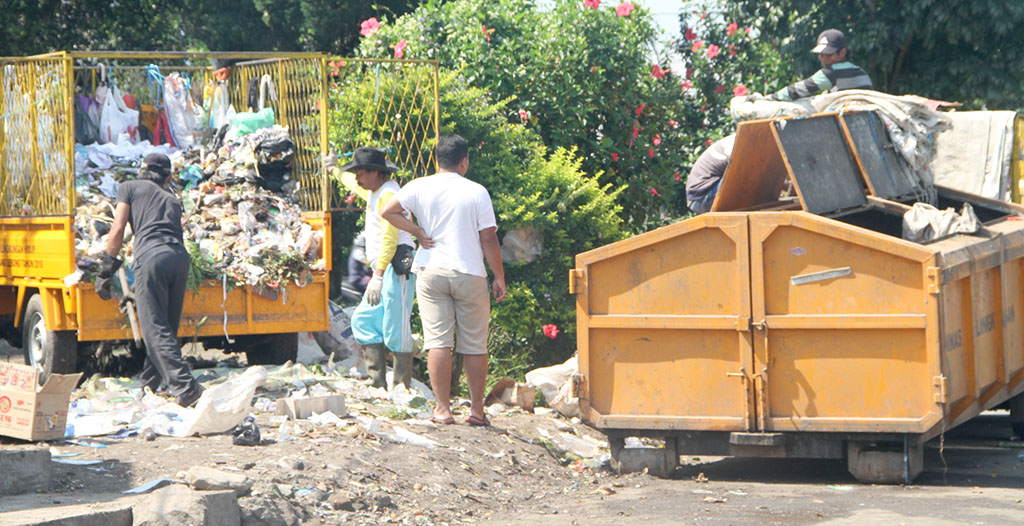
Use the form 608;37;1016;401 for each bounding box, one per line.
466;414;490;427
430;416;455;425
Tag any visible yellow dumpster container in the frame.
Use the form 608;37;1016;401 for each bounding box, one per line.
572;112;1024;483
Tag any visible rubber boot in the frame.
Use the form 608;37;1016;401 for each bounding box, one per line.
393;352;414;389
363;343;388;388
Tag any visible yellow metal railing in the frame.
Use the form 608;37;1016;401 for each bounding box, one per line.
0;52;75;216
326;58;439;210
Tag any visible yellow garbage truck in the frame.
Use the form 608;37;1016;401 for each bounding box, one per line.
0;52;332;379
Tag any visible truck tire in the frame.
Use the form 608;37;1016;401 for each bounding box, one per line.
242;332;298;365
22;294;77;382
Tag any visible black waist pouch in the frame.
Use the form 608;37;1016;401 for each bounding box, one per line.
391;244;415;276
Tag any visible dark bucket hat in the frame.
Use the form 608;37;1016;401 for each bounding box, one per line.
339;147;398;173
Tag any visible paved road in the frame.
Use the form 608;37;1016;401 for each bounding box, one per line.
0;340;22;365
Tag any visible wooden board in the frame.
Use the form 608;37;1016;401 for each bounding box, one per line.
843;111;917;199
711;120;789;212
775;116;867;215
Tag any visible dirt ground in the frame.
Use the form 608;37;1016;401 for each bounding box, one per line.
2;343;1024;525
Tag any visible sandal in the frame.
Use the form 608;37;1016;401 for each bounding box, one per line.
466;414;490;427
430;415;455;425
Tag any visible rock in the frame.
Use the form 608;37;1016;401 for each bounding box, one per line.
276;457;304;471
239;495;302;526
185;465;254;496
132;485;239;526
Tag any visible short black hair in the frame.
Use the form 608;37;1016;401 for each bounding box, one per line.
436;134;468;170
138;166;171;185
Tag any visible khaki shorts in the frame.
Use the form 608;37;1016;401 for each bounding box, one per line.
416;267;490;355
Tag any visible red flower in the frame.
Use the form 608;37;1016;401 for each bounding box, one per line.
651;64;666;79
518;109;529;122
686;67;693;79
691;39;705;52
647;148;656;158
681;80;693;92
481;24;494;41
393;39;408;59
714;84;727;94
615;1;634;17
706;44;720;59
328;60;342;76
667;120;679;127
733;84;748;97
583;0;600;8
705;138;713;146
684;28;697;41
611;152;619;161
345;193;355;204
635;103;647;116
652;134;662;146
674;171;681;181
727;22;738;36
632;121;640;139
649;186;660;196
360;17;380;37
542;324;560;339
744;27;752;35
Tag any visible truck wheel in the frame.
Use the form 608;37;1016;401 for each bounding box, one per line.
22;294;77;382
242;332;298;365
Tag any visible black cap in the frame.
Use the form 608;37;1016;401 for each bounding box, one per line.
142;153;171;176
811;29;847;54
339;147;398;174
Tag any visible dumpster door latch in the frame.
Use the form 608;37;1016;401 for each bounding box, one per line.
568;269;585;295
933;375;949;403
926;266;942;295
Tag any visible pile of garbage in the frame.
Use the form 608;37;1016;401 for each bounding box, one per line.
73;126;323;292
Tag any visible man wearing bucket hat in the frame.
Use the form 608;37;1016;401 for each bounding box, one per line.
767;29;873;101
102;153;204;407
326;147;417;390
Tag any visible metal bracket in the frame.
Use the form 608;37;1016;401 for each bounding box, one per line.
926;266;942;295
933;375;949;403
568;269;585;295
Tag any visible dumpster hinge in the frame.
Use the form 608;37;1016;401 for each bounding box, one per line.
926;267;941;295
568;269;585;295
933;375;949;403
571;374;584;398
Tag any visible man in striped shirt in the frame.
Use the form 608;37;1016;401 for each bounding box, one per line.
768;29;873;101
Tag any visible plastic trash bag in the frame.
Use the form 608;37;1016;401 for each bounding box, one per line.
177;366;267;436
525;356;579;417
163;73;199;149
99;84;139;144
902;202;980;243
231;107;275;137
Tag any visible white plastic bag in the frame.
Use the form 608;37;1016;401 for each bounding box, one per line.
525;355;579;417
99;84;139;143
209;81;236;131
163;73;199;149
177;366;267;436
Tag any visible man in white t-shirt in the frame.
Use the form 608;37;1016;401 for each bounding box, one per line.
381;134;506;426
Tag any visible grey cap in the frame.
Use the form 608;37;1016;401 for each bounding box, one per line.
811;29;847;54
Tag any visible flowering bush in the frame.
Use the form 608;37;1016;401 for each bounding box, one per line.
357;0;691;230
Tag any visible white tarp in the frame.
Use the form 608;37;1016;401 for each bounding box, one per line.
931;111;1016;201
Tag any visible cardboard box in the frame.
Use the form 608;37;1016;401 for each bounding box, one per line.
275;394;346;420
0;363;82;441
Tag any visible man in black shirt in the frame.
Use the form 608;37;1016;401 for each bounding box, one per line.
100;153;203;407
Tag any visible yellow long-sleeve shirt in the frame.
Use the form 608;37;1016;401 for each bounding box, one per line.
334;168;400;273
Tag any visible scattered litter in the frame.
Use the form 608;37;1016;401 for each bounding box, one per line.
65;439;108;448
827;485;854;491
307;410;348;427
52;458;105;466
231;417;261;446
694;472;709;483
123;478;181;494
692;489;715;495
48;448;83;458
702;496;728;503
484;377;535;412
525;356;579;417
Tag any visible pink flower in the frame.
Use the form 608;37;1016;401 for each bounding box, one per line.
681;80;693;92
651;64;666;79
668;119;679;127
706;44;720;59
328;60;342;76
674;171;681;181
691;40;704;52
615;1;634;17
583;0;600;8
649;186;660;196
652;134;662;146
647;148;656;158
744;27;752;35
481;24;493;41
635;103;646;116
518;109;529;122
727;22;738;36
360;17;380;37
611;152;619;161
393;39;408;59
542;324;560;339
345;193;355;204
684;28;697;41
733;84;748;97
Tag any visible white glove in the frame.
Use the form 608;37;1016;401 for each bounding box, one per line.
365;275;383;306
